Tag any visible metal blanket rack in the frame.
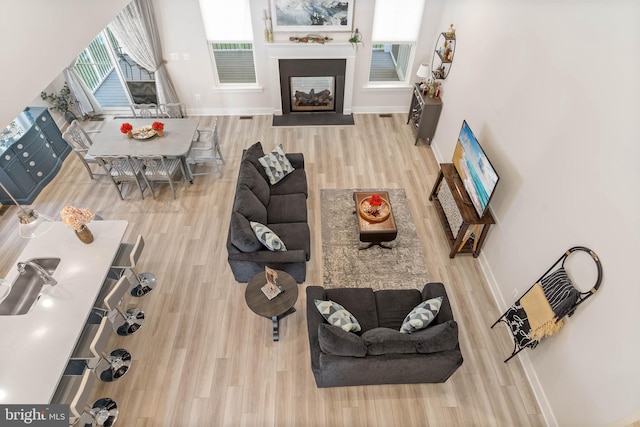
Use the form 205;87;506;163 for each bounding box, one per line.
491;246;603;362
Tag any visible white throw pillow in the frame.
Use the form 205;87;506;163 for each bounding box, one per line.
258;144;295;185
250;221;287;251
400;297;443;334
314;299;361;332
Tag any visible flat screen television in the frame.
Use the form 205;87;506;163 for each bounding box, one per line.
452;120;499;217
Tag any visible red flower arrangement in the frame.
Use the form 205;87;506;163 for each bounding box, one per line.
120;122;133;134
151;121;164;131
369;193;383;208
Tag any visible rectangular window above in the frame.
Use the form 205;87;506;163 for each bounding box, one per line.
211;43;256;84
369;44;412;82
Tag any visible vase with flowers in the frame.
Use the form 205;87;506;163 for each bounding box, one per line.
60;206;95;244
151;121;164;137
120;122;133;139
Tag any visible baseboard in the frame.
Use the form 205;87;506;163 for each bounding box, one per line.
477;253;558;427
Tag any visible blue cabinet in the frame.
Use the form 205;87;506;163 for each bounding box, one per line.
0;107;70;204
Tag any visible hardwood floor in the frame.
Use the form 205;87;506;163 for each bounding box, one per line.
0;114;545;426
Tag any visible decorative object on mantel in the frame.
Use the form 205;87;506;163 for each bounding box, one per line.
263;9;273;43
60;205;95;244
349;28;364;50
271;0;354;32
120;122;133;139
289;35;333;44
151;121;164;136
261;266;284;300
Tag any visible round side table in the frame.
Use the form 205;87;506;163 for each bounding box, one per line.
245;270;298;341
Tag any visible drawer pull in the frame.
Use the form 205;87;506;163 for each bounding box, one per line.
29;161;35;167
22;152;29;158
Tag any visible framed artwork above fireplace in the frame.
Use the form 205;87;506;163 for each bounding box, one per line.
271;0;354;32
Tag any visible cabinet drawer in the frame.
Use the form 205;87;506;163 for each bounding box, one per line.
24;146;58;181
4;158;36;195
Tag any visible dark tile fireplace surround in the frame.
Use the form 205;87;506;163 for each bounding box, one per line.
279;59;346;115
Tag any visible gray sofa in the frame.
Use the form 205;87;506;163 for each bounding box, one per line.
227;142;310;283
306;283;463;387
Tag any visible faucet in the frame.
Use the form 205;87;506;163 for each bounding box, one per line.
17;260;58;286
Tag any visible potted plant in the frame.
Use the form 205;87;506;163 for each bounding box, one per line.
349;28;364;50
40;83;78;123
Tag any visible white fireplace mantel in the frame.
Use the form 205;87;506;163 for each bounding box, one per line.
265;43;356;115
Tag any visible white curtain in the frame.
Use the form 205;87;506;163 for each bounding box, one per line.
63;64;102;118
108;0;179;105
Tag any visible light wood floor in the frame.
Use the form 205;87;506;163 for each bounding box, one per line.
0;114;545;426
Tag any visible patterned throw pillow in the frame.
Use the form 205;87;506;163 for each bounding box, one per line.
249;221;287;251
400;296;443;334
314;299;362;332
258;144;295;185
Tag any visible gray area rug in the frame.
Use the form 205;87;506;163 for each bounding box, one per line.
321;188;429;291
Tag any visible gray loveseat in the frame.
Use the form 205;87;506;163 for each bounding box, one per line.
306;283;463;387
227;142;310;283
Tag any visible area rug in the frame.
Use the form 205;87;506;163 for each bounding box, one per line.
321;188;429;291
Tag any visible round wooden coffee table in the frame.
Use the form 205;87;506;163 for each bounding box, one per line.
245;270;298;341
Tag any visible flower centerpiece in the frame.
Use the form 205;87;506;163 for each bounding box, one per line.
60;206;95;244
367;193;384;216
120;122;133;139
151;121;164;137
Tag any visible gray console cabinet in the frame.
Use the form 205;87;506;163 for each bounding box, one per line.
407;83;442;145
0;107;70;204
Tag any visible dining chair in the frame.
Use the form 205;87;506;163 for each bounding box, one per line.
133;155;185;199
188;118;225;178
159;102;186;118
51;368;119;427
96;155;147;200
62;120;108;180
65;316;133;382
130;103;160;118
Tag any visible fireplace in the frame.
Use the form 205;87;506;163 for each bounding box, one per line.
279;59;346;115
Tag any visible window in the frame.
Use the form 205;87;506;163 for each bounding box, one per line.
199;0;256;85
369;0;425;84
211;43;256;84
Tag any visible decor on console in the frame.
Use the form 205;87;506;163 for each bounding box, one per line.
261;266;283;300
60;205;95;244
271;0;354;32
120;122;133;139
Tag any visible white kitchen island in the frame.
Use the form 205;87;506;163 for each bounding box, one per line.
0;220;128;404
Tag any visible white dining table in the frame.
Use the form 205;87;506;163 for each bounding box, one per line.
0;220;128;404
88;117;200;182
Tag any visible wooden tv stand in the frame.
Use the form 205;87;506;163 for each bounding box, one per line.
429;163;495;258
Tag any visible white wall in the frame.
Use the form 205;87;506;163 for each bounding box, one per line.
427;1;640;426
0;0;131;127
